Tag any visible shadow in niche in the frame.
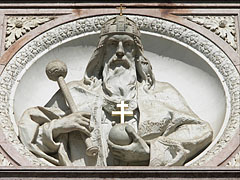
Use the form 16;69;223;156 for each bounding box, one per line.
184;140;213;164
141;34;218;78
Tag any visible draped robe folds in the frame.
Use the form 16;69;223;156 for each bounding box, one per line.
18;80;213;166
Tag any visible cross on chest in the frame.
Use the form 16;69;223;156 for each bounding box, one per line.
112;101;133;124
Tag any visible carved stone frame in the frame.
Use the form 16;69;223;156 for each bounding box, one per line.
0;13;239;168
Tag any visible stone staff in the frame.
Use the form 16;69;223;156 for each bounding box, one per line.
46;60;99;157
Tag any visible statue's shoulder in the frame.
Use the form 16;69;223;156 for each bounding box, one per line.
155;81;173;88
66;80;84;89
46;79;101;111
152;81;180;96
146;81;194;114
138;81;182;103
66;80;101;95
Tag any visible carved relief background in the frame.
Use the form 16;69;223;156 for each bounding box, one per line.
184;16;238;50
0;14;239;167
5;16;55;50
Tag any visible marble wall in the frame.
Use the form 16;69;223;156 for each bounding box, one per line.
0;2;239;179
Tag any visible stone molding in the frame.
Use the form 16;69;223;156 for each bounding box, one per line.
0;167;239;179
184;16;237;50
226;151;240;167
0;150;13;166
0;15;239;166
5;16;55;50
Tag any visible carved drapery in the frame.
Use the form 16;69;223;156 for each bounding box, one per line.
0;15;239;166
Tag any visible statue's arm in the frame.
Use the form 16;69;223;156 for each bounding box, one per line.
164;112;213;159
148;113;213;166
18;82;94;165
18;106;66;165
18;105;91;165
147;82;213;166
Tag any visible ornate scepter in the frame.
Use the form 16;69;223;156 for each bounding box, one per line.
46;60;99;157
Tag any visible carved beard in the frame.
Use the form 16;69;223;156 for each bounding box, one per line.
102;56;138;112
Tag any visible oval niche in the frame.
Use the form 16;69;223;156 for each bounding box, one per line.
0;15;238;166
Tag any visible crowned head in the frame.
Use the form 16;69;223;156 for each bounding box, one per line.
84;15;155;90
100;15;141;38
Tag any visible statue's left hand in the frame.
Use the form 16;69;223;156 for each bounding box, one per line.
108;126;150;162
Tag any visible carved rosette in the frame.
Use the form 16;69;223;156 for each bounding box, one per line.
5;16;55;50
184;16;237;50
0;15;239;166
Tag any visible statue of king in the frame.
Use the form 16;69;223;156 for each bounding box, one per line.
18;15;213;166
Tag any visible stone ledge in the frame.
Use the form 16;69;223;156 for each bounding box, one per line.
0;167;239;179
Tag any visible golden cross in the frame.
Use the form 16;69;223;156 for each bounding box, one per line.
112;101;133;124
116;4;126;16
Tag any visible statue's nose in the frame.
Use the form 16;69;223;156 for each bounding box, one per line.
116;41;124;58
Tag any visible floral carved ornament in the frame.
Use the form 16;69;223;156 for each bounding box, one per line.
185;16;237;50
5;16;55;50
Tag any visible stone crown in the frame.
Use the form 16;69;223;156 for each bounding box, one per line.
100;15;141;37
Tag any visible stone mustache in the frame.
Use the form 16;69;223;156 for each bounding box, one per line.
18;15;213;166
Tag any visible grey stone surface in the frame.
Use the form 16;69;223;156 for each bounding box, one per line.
18;15;213;166
0;14;238;167
0;167;239;179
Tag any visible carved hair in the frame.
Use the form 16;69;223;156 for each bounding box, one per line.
83;34;155;91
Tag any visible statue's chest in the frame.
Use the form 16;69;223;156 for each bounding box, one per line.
101;109;139;133
137;100;172;140
101;106;171;141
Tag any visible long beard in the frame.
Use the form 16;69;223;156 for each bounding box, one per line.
102;58;138;112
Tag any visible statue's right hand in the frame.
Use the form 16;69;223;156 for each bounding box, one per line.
51;112;91;139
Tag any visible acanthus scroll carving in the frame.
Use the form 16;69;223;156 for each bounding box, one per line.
184;16;237;50
5;16;55;50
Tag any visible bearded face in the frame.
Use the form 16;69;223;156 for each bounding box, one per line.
103;35;136;70
102;34;138;107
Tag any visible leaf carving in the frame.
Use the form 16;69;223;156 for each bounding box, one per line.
185;16;237;50
5;16;55;50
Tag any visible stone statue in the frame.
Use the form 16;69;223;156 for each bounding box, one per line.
18;15;213;166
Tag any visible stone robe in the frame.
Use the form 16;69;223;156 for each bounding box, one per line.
18;80;213;166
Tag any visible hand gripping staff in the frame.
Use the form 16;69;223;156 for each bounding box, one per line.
46;60;99;157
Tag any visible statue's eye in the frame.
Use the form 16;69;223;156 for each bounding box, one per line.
108;40;117;46
124;41;133;47
124;41;134;51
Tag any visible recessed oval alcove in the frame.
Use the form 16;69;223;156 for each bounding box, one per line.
13;32;226;137
1;15;238;166
12;31;226;165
